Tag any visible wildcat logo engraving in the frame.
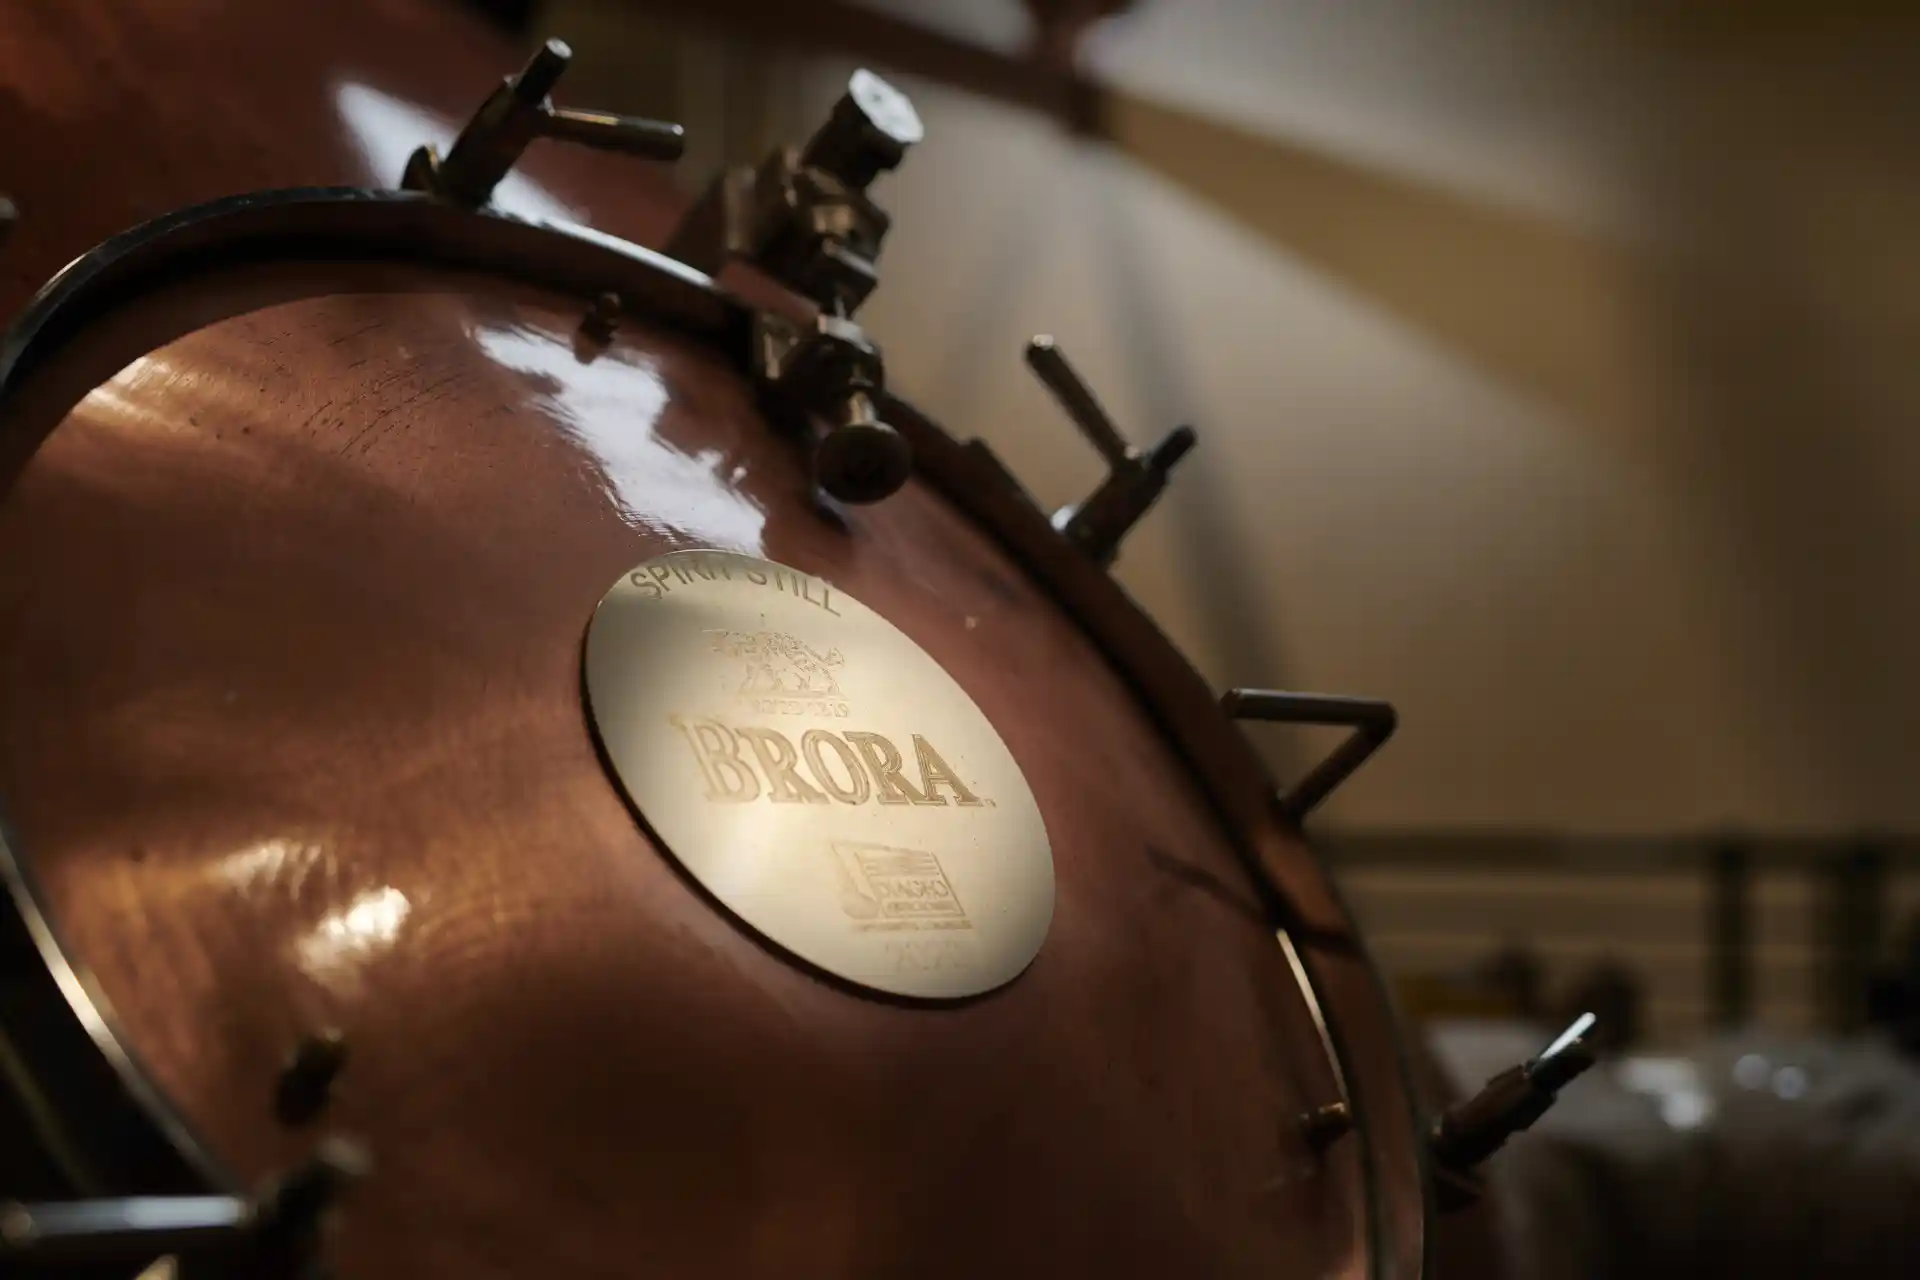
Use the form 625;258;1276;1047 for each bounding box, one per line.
584;549;1054;1001
707;630;846;698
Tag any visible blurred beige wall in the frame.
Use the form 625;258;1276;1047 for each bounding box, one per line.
545;0;1920;836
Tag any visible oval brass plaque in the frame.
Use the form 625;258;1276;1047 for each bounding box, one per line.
584;550;1055;999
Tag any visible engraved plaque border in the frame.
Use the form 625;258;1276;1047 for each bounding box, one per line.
583;550;1055;1000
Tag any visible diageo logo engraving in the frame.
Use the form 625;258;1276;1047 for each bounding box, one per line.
705;629;849;718
831;842;977;974
668;716;988;808
830;842;973;932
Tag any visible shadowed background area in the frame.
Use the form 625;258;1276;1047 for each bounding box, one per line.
489;0;1920;1045
526;0;1920;835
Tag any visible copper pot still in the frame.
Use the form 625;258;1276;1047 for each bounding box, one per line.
0;1;1574;1276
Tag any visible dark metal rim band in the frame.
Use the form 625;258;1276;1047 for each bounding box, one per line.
884;413;1432;1278
0;187;732;401
0;816;236;1199
0;187;1427;1276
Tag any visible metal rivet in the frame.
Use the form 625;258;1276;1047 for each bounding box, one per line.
274;1030;349;1127
1300;1100;1352;1152
581;291;622;341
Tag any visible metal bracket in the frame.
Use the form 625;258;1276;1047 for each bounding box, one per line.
1221;688;1398;823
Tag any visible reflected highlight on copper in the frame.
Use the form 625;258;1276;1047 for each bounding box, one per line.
77;354;208;437
469;322;766;551
295;886;413;998
214;839;335;902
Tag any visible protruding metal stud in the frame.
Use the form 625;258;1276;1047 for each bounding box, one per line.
1222;688;1397;824
0;1136;369;1266
402;39;685;208
580;291;622;341
0;1195;249;1262
256;1136;371;1230
274;1029;349;1127
1024;335;1195;566
1299;1100;1353;1153
1430;1013;1598;1211
233;1135;371;1278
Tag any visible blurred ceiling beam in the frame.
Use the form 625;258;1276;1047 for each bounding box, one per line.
614;0;1117;132
1022;0;1138;73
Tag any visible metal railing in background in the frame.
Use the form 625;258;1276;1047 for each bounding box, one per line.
1315;832;1920;1043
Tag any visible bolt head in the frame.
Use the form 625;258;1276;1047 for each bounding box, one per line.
848;70;924;149
1301;1100;1353;1151
816;412;911;505
803;70;923;190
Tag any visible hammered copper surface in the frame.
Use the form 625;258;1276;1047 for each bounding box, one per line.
0;262;1366;1279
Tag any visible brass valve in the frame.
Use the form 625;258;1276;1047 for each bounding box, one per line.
665;69;921;317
